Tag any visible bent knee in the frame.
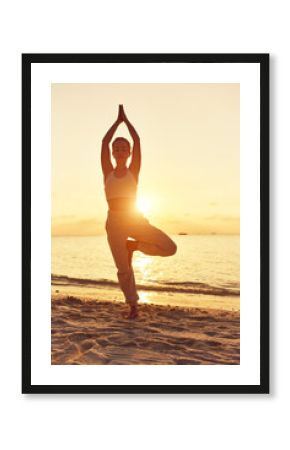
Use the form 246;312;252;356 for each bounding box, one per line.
165;241;177;256
170;241;177;255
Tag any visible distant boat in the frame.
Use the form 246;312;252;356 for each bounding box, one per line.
178;232;188;235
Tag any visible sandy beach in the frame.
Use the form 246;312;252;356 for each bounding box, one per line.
51;294;240;365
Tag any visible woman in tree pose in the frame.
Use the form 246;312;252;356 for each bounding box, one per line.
101;105;177;319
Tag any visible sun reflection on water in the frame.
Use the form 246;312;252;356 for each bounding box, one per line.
138;291;151;304
134;254;153;281
133;254;154;304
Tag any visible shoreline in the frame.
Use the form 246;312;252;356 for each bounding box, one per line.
51;294;240;365
51;285;240;312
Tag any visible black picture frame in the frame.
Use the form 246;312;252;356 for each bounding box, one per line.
22;53;269;394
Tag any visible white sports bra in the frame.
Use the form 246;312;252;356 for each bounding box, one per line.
104;169;137;200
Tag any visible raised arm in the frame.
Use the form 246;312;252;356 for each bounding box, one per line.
101;116;122;178
120;106;141;179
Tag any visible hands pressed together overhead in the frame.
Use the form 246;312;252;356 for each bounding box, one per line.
117;104;129;124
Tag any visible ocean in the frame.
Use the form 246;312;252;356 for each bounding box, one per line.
51;235;240;311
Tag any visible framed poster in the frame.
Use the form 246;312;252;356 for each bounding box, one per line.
22;53;269;394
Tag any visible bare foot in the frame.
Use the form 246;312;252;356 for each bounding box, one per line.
126;240;138;266
124;305;138;320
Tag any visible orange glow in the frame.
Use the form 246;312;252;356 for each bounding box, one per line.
137;196;153;216
51;83;240;236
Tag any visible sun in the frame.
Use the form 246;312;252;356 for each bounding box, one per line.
137;196;152;215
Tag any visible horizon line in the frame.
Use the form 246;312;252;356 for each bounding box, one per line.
51;232;240;238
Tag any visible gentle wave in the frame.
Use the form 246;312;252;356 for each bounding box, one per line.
51;274;239;297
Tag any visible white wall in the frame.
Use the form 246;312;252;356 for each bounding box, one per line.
1;1;288;449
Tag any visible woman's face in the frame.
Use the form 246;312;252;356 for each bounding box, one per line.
112;141;130;162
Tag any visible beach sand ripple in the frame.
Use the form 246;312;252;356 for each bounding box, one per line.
51;296;240;365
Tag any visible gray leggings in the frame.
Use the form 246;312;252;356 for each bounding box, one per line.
105;210;177;305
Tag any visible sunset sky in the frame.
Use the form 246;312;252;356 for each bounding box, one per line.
51;83;239;236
